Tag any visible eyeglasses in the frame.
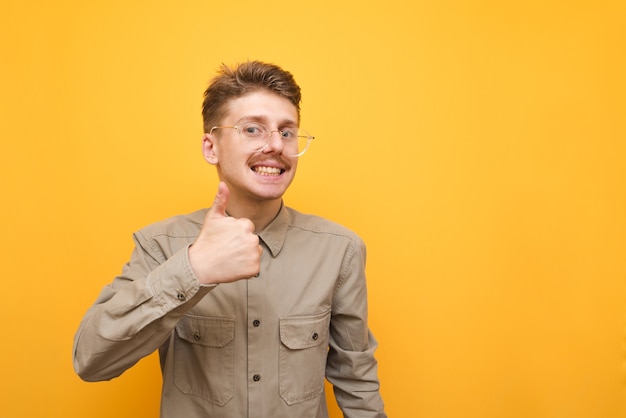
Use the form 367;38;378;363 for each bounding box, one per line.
210;122;315;157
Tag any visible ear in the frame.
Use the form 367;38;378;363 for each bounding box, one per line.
202;133;219;165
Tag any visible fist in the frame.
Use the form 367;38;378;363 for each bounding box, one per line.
188;182;262;284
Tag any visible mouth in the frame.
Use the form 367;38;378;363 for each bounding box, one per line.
251;165;285;176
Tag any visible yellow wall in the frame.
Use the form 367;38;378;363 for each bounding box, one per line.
1;1;625;417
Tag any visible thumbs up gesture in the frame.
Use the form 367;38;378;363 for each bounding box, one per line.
188;182;262;285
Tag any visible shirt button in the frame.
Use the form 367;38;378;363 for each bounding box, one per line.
253;319;260;327
312;332;319;341
193;332;201;341
253;374;261;382
176;293;186;301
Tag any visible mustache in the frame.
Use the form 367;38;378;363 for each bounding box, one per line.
248;154;292;170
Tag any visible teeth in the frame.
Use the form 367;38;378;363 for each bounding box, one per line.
253;166;282;176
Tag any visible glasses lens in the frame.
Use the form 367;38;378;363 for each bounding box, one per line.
289;130;313;157
239;122;269;152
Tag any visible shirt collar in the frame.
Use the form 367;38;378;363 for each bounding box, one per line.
257;202;290;257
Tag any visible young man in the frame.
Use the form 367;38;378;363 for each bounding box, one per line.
73;61;386;417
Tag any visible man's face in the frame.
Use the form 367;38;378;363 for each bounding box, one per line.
203;90;300;204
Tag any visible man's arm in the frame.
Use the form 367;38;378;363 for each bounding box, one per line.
73;182;260;381
326;236;387;417
72;235;214;382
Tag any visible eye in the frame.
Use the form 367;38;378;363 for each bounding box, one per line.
241;123;266;137
279;127;298;139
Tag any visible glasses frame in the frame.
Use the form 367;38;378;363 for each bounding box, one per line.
209;123;315;157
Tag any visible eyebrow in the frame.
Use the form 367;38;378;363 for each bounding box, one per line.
236;115;298;127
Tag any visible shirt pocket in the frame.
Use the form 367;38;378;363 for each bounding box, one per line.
173;314;235;406
279;310;331;405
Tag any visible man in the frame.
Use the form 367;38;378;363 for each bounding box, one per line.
73;61;386;417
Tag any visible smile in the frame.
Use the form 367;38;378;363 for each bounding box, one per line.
252;166;284;176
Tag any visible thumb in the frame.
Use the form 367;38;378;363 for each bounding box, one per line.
207;181;229;218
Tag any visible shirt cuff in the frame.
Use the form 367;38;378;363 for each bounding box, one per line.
147;244;215;312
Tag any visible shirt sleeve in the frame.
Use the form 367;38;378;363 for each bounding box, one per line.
72;231;214;382
326;236;387;417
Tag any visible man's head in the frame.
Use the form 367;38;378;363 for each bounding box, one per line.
202;61;302;133
201;61;306;208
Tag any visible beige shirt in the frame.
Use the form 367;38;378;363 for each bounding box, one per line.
73;204;386;417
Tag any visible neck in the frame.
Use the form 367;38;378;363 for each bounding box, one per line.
226;195;282;233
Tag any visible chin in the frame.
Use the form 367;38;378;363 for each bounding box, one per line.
255;188;287;201
252;182;291;201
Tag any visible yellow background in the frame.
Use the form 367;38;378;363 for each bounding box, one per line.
1;1;625;417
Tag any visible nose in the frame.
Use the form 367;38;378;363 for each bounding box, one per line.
262;130;285;154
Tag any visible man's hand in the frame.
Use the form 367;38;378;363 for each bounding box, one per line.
188;182;262;284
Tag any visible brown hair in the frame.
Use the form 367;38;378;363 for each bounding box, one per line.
202;61;302;132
